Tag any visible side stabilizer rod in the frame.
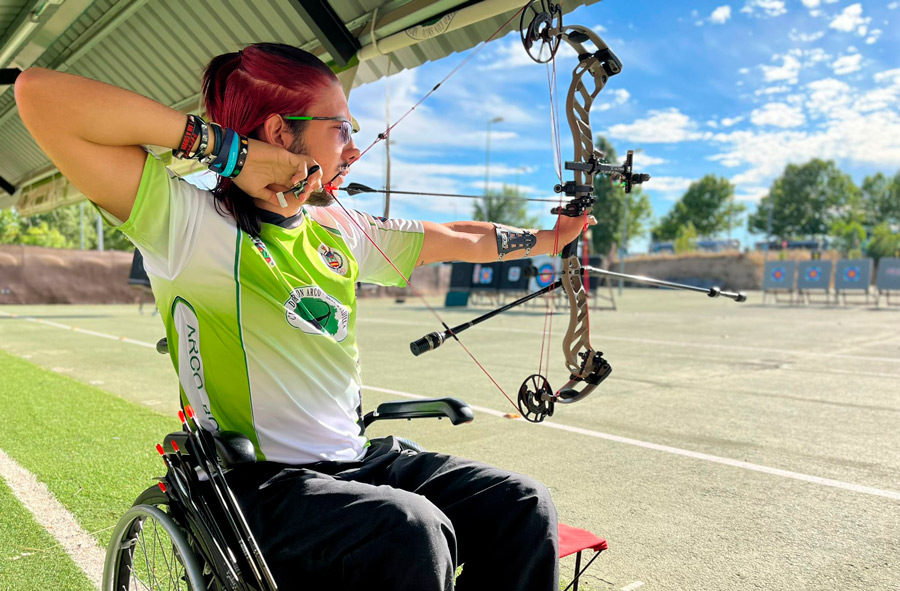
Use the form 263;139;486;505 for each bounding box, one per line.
583;266;747;302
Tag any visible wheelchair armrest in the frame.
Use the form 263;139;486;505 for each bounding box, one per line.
363;397;474;428
163;430;257;469
211;431;257;468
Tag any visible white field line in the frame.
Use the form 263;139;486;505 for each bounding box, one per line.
0;448;103;589
363;385;900;502
0;311;155;348
4;310;899;501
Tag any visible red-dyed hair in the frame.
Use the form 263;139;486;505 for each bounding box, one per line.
202;43;339;236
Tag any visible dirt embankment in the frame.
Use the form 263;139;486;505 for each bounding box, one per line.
0;245;451;305
0;245;141;305
1;245;830;304
621;250;845;291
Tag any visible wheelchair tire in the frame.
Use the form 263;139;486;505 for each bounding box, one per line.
102;486;206;590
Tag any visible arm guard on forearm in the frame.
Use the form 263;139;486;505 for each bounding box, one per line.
494;223;537;260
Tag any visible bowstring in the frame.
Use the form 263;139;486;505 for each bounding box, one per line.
538;44;565;387
320;4;538;415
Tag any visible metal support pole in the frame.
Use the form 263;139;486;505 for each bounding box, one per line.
96;211;104;251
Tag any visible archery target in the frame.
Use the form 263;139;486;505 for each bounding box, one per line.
877;258;900;291
536;264;555;287
797;261;832;290
762;261;796;290
834;258;873;291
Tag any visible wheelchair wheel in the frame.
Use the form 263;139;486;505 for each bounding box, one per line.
103;486;206;590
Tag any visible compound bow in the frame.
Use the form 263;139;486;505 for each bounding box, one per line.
408;2;652;422
327;1;742;424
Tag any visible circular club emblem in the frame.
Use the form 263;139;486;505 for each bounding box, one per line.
805;266;821;282
536;263;555;288
771;267;786;282
843;266;861;282
318;244;347;276
284;286;350;341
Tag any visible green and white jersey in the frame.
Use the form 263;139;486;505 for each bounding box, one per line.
100;151;423;464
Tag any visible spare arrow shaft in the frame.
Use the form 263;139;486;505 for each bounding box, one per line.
583;266;747;302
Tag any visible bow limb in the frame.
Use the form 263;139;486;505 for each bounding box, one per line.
552;26;619;402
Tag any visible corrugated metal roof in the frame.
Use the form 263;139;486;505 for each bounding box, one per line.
0;0;602;211
0;1;31;40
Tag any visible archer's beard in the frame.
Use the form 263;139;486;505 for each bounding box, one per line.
305;188;335;207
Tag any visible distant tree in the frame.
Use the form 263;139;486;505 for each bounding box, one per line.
19;222;68;248
674;221;698;254
861;171;900;228
0;208;21;243
652;175;743;241
865;222;900;263
589;136;652;257
473;184;539;228
830;218;866;258
747;159;860;240
0;202;134;250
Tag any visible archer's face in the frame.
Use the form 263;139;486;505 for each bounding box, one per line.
292;83;360;205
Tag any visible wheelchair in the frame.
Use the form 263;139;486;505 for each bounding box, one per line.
102;339;605;591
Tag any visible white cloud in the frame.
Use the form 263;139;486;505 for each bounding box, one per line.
760;54;802;84
645;176;695;200
750;102;806;128
888;2;898;9
595;89;630;111
734;187;769;203
721;116;745;127
755;85;791;96
604;108;711;143
832;53;862;75
789;29;825;42
865;29;882;45
800;0;819;7
741;0;787;17
874;68;900;84
829;3;870;36
633;154;666;166
705;72;900;191
710;6;732;24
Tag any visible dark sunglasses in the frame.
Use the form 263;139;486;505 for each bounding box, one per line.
283;115;359;145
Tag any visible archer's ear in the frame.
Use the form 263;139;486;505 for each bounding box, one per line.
260;114;295;150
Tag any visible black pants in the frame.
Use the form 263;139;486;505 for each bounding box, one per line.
227;437;559;590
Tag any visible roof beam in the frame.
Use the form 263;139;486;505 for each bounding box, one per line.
289;0;360;67
0;174;15;196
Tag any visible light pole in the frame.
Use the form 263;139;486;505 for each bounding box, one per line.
484;116;503;221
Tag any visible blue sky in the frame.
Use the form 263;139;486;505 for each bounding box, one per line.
197;1;900;253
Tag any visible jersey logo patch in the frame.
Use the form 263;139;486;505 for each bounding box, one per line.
318;243;347;276
284;286;350;341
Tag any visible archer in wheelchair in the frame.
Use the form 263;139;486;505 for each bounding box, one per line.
104;341;605;591
17;40;603;591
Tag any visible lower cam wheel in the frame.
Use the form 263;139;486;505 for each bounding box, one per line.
518;374;556;423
